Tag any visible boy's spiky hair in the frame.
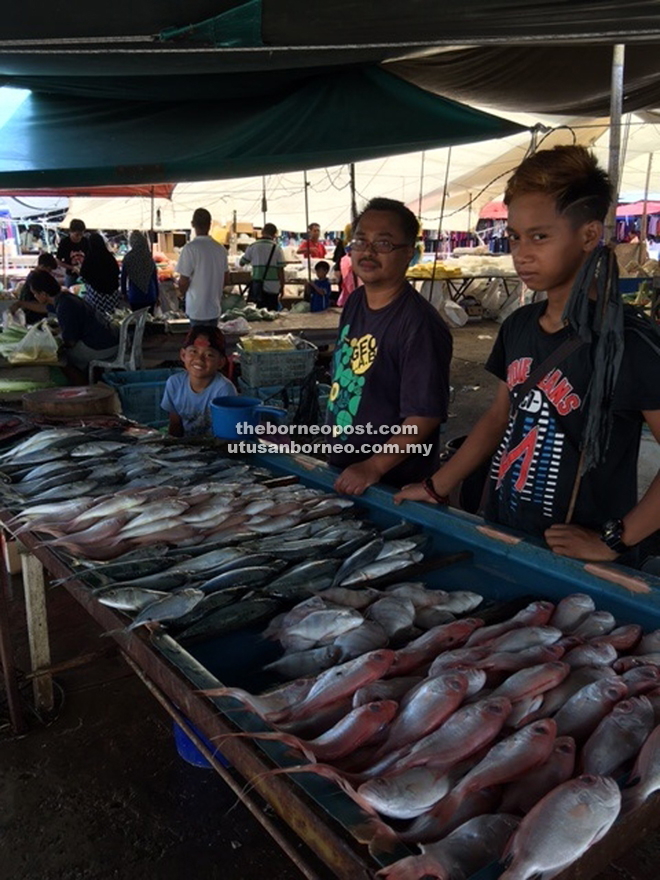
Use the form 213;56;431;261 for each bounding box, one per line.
504;145;612;224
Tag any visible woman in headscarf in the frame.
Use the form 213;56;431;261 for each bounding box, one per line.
121;231;159;313
79;232;122;317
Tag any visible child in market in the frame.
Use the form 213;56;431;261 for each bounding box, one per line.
395;144;660;567
304;260;331;312
161;325;236;437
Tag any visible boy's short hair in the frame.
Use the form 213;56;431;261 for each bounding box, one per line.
69;219;86;233
315;260;330;273
30;270;60;297
354;197;419;246
192;208;212;230
37;253;57;270
504;145;612;225
181;325;225;355
262;222;278;237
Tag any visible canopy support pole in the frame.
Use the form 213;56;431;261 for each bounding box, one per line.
150;185;155;254
605;44;626;244
261;176;267;227
429;146;452;299
303;170;312;283
417;151;426;222
639;152;654;261
349;163;357;224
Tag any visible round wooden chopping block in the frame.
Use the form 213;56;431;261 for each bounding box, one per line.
22;386;117;418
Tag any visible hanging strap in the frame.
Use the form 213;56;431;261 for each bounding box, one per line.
263;243;277;276
510;334;586;412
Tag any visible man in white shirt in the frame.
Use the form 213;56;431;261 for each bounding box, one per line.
176;208;229;326
239;223;285;311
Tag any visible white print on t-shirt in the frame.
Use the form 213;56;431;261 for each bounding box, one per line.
493;395;565;520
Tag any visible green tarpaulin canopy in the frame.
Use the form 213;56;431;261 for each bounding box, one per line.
0;68;524;188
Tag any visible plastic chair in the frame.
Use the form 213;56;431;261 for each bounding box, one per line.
88;308;149;384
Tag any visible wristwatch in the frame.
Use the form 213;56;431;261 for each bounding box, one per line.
423;477;450;506
600;518;631;555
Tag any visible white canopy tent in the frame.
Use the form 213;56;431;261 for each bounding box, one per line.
61;111;660;236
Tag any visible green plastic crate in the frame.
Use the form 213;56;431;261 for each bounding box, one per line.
237;339;318;386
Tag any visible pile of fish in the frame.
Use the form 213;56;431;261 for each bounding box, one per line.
0;427;433;642
203;592;660;880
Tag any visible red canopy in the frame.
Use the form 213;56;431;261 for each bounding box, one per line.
616;201;660;217
479;200;508;220
0;184;174;198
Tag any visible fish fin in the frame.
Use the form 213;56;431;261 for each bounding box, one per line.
376;855;449;880
365;819;402;854
99;627;127;639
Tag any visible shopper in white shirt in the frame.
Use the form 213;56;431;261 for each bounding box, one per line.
176;208;229;326
240;223;286;311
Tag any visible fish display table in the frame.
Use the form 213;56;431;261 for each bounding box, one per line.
4;445;660;879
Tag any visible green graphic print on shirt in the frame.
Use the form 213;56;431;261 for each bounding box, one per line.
327;323;378;440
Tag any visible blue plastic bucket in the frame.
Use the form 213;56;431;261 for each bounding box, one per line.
210;394;286;440
172;719;230;769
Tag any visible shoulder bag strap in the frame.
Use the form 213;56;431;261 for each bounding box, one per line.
510;334;586;412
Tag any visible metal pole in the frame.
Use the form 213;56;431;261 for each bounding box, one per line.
430;146;452;300
261;176;267;227
640;152;654;251
303;170;312;283
417;151;426;222
349;163;357;225
605;44;626;244
150;185;155;254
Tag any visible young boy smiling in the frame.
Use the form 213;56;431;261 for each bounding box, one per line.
396;145;660;565
161;326;236;437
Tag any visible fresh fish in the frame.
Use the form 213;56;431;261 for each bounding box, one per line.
571;610;617;640
485;626;562;654
429;590;484;614
379;696;513;778
635;629;660;656
385;583;440;608
197;565;283;593
127;588;204;631
263;576;334;602
396;786;502;849
429;646;489;674
554;677;629;743
594;624;642;652
466;601;555;647
280;608;364;651
581;696;655;776
270;650;395;724
506;695;545;729
163;547;247;575
95;572;189;593
122;500;190;530
353;677;423;709
340;553;423;586
234;700;398;764
263;596;327;640
615;654;660;673
97;587;170;611
526;666;617;722
17;460;81;483
439;666;488;699
375;539;422;560
360;766;453;820
17;468;93;498
388;618;483;676
549;593;596;632
180;499;234;524
274;537;344;561
500;736;576;815
70;441;128;457
563;641;618;668
23;480;98;502
177;597;281;642
374;672;469;756
622;724;660;813
365;597;416;639
0;427;85;460
264;646;341;678
266;559;340;589
245;514;301;534
70;493;150;526
491;662;570;703
621;665;660;696
332;537;384;586
414;607;456;629
167;589;245;631
476;644;565;674
499;775;621;880
377;814;520;880
117;516;189;540
45;515;127;549
333;621;389;660
313;586;381;609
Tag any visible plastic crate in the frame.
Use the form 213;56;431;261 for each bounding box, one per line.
102;368;183;427
237;339;318;386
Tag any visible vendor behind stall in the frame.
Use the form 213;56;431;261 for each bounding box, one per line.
30;270;119;382
11;253;58;325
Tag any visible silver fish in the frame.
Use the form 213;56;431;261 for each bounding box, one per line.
431;590;484;614
352;677;423;709
621;665;660;696
313;586;381;609
264;645;341;678
622;724;660;813
70;441;129;457
97;587;170;611
123;500;190;530
582;696;655;777
365;597;416;639
563;641;618;668
70;493;148;526
571;610;617;640
635;629;660;656
549;593;596;632
117;516;186;540
500;776;621;880
267;559;340;589
25;480;98;502
554;677;629;743
280;608;364;652
501;736;577;815
360;766;453;820
127;588;204;630
333;621;389;660
332;537;384;586
340;553;423;586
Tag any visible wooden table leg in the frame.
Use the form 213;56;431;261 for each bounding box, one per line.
0;534;26;733
19;548;54;715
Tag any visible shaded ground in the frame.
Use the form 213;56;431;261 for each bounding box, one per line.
3;319;660;880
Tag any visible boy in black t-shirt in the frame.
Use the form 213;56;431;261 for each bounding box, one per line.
395;145;660;565
56;218;89;288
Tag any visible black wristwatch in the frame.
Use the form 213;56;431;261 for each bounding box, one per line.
600;518;631;555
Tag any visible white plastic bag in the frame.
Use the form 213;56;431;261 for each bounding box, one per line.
218;316;251;336
7;319;60;364
3;308;25;330
443;300;469;327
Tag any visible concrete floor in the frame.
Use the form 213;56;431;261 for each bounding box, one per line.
3;320;660;880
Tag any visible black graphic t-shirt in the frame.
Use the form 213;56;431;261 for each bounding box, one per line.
485;301;660;536
327;283;452;487
56;236;89;280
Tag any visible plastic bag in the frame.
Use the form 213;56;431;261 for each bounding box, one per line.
7;319;60;364
218;317;251;336
442;300;469;327
3;308;25;331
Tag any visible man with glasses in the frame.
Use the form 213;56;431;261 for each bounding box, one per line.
327;197;452;496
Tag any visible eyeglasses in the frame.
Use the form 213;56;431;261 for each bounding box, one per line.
350;238;410;254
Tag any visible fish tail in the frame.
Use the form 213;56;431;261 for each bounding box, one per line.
211;729;312;760
363;818;402;854
620;785;645;815
376;854;450;880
